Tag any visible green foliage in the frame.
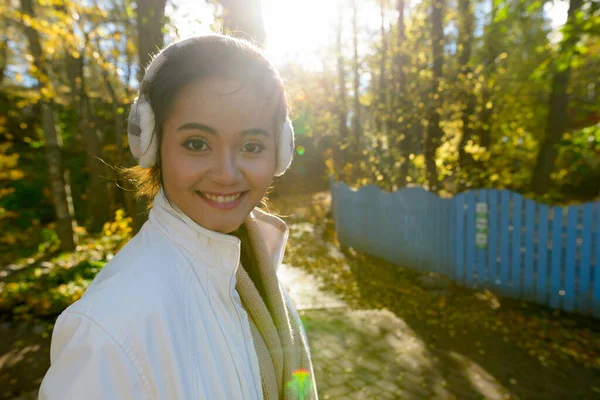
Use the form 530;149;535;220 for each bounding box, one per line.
0;260;103;318
295;0;599;202
37;228;60;254
553;123;600;201
0;208;133;321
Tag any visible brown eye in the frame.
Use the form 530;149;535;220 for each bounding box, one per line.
242;142;265;154
183;138;209;151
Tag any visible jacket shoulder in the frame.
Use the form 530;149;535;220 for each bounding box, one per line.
67;224;191;334
40;309;151;399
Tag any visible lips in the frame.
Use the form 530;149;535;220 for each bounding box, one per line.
199;191;245;202
196;190;248;210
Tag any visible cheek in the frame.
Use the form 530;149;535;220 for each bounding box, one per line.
256;166;276;193
161;143;204;189
242;154;277;185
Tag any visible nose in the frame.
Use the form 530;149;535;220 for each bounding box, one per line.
210;150;242;186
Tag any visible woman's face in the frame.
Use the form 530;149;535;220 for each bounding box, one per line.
160;77;279;233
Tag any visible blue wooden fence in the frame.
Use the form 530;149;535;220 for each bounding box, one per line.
330;177;600;318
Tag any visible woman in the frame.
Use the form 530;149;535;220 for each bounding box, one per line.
39;34;318;400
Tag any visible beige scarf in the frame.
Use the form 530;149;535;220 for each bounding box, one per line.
234;213;318;400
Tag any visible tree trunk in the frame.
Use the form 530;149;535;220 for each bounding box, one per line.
478;2;503;150
133;0;167;231
375;0;388;138
0;18;8;84
20;0;77;251
375;0;393;187
457;0;476;175
335;2;349;179
218;0;266;46
95;35;129;217
424;0;445;193
43;104;78;251
74;37;110;232
63;24;110;233
348;0;363;183
351;0;362;148
531;0;583;195
81;93;110;232
393;0;410;188
136;0;167;81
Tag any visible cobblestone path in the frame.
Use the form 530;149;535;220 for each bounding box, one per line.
278;263;600;400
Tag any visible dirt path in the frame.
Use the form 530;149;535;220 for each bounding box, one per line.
0;321;51;399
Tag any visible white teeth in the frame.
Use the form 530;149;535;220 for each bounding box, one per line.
202;192;243;203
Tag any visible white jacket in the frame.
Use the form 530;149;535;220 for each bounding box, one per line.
39;191;313;399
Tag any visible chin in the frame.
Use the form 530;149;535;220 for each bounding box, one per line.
199;219;242;235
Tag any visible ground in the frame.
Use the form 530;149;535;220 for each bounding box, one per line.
279;264;600;399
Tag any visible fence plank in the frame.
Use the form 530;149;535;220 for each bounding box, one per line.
330;179;339;240
578;204;593;313
455;194;466;285
499;191;511;295
446;200;455;279
392;191;406;264
402;210;412;267
476;191;487;287
393;194;406;264
360;186;371;254
564;206;579;312
341;185;355;250
550;207;564;309
345;185;358;249
433;196;441;274
466;192;476;288
379;192;391;263
594;205;600;318
511;193;523;297
440;198;448;274
488;190;498;288
444;200;455;279
537;205;550;305
333;182;343;244
422;193;433;271
523;199;536;301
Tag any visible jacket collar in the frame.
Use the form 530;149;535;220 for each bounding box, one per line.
148;189;289;285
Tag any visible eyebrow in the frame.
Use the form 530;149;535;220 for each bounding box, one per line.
177;122;271;137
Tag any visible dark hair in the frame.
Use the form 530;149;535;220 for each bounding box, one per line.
124;34;288;211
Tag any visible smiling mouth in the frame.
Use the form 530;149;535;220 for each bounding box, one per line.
196;191;247;204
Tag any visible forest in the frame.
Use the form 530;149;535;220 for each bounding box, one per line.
1;0;599;256
0;0;598;305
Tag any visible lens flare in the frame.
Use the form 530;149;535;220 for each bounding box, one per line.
285;368;312;399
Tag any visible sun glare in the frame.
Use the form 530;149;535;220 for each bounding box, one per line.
166;0;572;69
261;0;339;69
166;0;341;70
166;0;214;41
166;0;385;70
